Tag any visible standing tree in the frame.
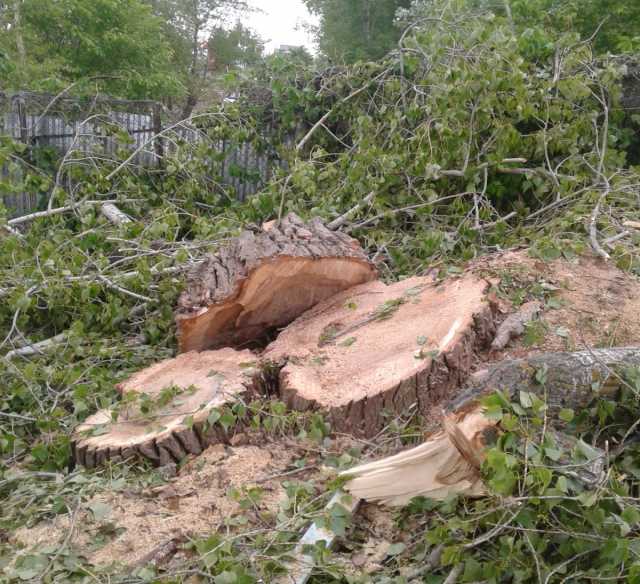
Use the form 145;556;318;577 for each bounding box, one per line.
208;22;264;73
146;0;249;116
0;0;180;99
304;0;411;63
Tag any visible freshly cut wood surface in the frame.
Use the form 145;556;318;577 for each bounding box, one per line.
263;274;497;436
72;348;257;468
176;213;377;352
343;406;494;506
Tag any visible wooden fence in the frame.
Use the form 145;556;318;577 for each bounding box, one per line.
1;91;285;217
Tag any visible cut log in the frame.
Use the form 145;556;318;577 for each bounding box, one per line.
71;348;258;468
450;346;640;415
263;274;497;436
175;213;377;353
341;346;638;506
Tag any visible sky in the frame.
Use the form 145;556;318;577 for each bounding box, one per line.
245;0;319;54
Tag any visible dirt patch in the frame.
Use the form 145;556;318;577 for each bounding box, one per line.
12;441;311;567
470;250;640;358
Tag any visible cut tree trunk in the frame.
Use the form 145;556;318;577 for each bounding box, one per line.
341;346;638;506
175;213;377;353
71;348;259;468
450;345;640;414
263;274;498;437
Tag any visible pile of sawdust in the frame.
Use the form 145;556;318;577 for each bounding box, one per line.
13;443;302;566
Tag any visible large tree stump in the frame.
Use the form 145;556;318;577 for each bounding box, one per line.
175;213;377;353
71;348;258;468
341;346;639;506
262;274;497;436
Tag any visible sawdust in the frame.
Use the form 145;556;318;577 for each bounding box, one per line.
12;442;302;567
471;250;640;358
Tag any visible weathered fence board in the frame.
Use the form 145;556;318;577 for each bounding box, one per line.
1;91;286;217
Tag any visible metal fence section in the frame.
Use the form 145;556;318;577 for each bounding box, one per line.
0;91;285;217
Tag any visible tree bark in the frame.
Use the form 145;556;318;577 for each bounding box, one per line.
449;346;640;415
175;212;377;352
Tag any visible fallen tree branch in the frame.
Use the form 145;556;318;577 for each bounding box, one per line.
7;199;140;227
327;192;375;230
100;203;132;225
4;333;67;360
96;275;152;302
296;69;390;152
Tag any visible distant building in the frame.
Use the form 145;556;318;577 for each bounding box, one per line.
275;44;302;55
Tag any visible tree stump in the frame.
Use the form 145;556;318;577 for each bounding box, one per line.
175;213;377;353
262;274;497;436
71;348;258;468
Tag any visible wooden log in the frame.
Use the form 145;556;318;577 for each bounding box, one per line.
341;346;638;506
71;348;258;468
450;346;640;415
263;274;498;437
175;213;377;353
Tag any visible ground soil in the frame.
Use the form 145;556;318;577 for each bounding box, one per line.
471;250;640;358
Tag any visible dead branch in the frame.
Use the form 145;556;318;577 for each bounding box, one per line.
4;333;67;361
491;300;542;350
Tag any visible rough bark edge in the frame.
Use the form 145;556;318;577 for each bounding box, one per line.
448;346;640;415
71;375;267;469
275;300;499;437
176;213;377;316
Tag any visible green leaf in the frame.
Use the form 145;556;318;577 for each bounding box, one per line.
578;491;598;507
208;409;221;426
519;391;533;408
559;408;574;422
90;501;112;521
544;447;562;462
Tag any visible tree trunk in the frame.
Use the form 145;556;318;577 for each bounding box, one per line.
175;213;377;353
71;348;259;468
263;273;498;437
13;0;26;68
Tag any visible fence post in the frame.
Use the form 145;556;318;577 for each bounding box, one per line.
14;94;28;144
152;102;164;168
